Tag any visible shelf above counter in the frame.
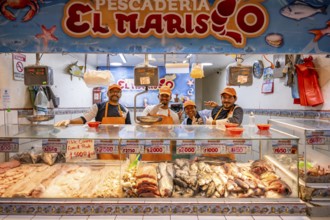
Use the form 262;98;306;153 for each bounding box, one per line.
0;124;299;141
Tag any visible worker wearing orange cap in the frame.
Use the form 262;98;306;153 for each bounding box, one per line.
181;100;210;125
142;85;179;161
142;85;180;124
205;87;243;126
55;84;131;126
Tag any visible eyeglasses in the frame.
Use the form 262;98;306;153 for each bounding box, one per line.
109;91;122;94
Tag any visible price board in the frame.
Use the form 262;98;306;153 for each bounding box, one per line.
42;139;67;153
66;139;96;160
176;140;199;154
226;140;251;154
94;140;119;154
0;138;19;152
144;140;170;154
272;140;297;154
200;140;226;154
120;140;143;154
306;131;330;145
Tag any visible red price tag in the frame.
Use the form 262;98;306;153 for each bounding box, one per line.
203;147;219;154
145;146;165;154
177;146;196;154
273;147;292;154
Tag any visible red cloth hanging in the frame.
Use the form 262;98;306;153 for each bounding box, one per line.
295;56;324;106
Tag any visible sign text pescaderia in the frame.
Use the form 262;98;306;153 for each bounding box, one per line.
62;0;269;48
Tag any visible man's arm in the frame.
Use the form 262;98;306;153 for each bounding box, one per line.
82;104;98;123
228;107;244;125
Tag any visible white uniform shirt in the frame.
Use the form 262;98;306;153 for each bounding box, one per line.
142;105;180;124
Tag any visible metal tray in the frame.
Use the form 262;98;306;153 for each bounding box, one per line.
137;116;162;124
26;114;55;122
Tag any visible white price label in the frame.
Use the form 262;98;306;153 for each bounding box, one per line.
42;139;67;153
145;146;165;154
227;145;249;154
273;146;293;154
201;145;226;154
42;145;62;153
121;145;141;154
306;136;326;145
0;139;19;152
95;145;118;154
176;145;196;154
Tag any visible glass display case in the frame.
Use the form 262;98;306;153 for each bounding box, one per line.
269;119;330;216
0;124;306;216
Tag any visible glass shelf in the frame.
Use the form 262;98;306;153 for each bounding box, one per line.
0;124;299;141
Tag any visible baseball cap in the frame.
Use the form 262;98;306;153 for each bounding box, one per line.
108;84;121;91
159;85;172;96
183;100;196;109
220;87;237;97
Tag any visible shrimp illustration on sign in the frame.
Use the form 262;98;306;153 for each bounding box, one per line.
35;25;58;50
0;0;43;22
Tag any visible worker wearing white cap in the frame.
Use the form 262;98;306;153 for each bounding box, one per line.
54;83;131;126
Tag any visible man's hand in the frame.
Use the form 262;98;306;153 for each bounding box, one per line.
204;101;218;108
191;117;198;125
149;103;164;115
54;120;70;127
206;117;214;125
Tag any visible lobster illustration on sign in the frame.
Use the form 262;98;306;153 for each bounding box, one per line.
0;0;43;22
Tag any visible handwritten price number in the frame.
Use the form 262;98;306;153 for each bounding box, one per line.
177;146;196;154
306;136;325;145
96;146;114;154
0;143;18;152
69;151;93;158
146;146;164;154
273;147;291;154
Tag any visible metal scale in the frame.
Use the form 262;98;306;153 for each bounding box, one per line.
24;53;56;123
134;54;162;124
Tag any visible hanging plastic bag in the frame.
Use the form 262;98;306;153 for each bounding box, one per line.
34;87;48;108
83;69;115;87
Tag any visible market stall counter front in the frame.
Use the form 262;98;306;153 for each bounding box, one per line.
0;124;305;216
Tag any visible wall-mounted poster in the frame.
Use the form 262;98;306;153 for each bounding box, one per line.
97;66;195;108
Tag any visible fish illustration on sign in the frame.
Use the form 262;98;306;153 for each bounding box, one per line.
310;21;330;42
280;1;327;20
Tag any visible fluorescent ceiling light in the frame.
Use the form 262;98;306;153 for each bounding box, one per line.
202;62;213;66
119;53;127;63
110;62;122;66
